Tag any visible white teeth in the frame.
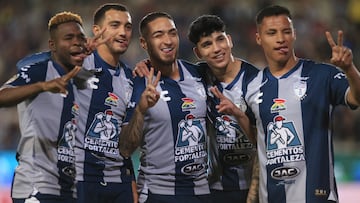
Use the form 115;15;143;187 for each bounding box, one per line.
162;48;172;52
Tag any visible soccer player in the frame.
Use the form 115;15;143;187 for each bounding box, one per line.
74;3;137;203
0;11;86;203
119;12;211;203
245;5;360;203
188;14;259;203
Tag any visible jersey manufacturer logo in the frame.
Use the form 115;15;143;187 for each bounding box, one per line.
105;92;119;107
254;92;263;104
270;98;286;113
160;90;171;102
334;72;346;79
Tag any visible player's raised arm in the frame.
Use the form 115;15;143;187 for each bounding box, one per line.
326;30;360;106
119;68;161;157
0;66;81;107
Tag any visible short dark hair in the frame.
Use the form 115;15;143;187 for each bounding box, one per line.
139;12;173;37
255;5;292;26
93;3;129;25
188;15;225;45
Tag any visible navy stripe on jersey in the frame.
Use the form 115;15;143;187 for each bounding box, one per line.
206;61;258;191
126;60;209;196
76;51;134;184
245;59;350;203
7;59;77;198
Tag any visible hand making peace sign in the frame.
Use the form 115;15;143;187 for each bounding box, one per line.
137;68;161;114
325;30;353;72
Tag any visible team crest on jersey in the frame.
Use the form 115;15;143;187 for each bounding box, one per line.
105;92;119;107
270;98;286;113
266;115;305;166
84;110;120;155
293;79;307;100
181;98;196;111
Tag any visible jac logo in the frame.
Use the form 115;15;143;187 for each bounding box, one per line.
271;166;300;180
223;153;251;165
181;163;205;175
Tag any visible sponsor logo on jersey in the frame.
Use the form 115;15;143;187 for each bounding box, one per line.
174;114;207;175
105;92;119;107
271;166;300;180
223;153;251;165
84;110;120;155
181;98;196;111
270;98;286;113
181;162;206;175
266;115;305;165
71;102;79;116
58;119;76;177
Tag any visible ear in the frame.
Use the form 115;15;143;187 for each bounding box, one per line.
139;37;147;50
193;47;202;60
48;39;56;52
227;34;233;48
93;25;100;36
255;32;261;45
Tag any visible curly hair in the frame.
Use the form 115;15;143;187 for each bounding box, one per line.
48;11;83;32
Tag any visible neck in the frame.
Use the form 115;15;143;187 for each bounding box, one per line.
268;55;298;77
152;60;179;80
211;56;241;83
97;46;120;67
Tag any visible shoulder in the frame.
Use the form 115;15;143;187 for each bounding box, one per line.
301;59;342;75
16;51;51;70
178;59;202;76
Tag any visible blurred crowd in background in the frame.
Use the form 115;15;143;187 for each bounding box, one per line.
0;0;359;153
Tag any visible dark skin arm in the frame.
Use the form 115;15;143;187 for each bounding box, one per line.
119;68;161;157
0;66;80;107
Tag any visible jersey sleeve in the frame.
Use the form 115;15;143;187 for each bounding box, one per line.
16;51;51;70
327;65;351;107
6;62;48;87
122;76;146;124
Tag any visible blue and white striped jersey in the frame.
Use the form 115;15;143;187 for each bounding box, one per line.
125;60;210;197
74;51;134;184
245;59;351;203
6;60;77;198
206;61;258;191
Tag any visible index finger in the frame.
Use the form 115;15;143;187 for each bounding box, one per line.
63;66;81;82
210;86;225;100
325;31;336;48
337;30;343;47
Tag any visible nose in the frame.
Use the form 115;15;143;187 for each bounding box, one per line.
276;33;285;43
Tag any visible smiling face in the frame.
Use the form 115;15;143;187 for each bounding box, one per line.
140;17;179;67
49;21;87;71
94;9;132;58
194;31;233;71
256;14;297;69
